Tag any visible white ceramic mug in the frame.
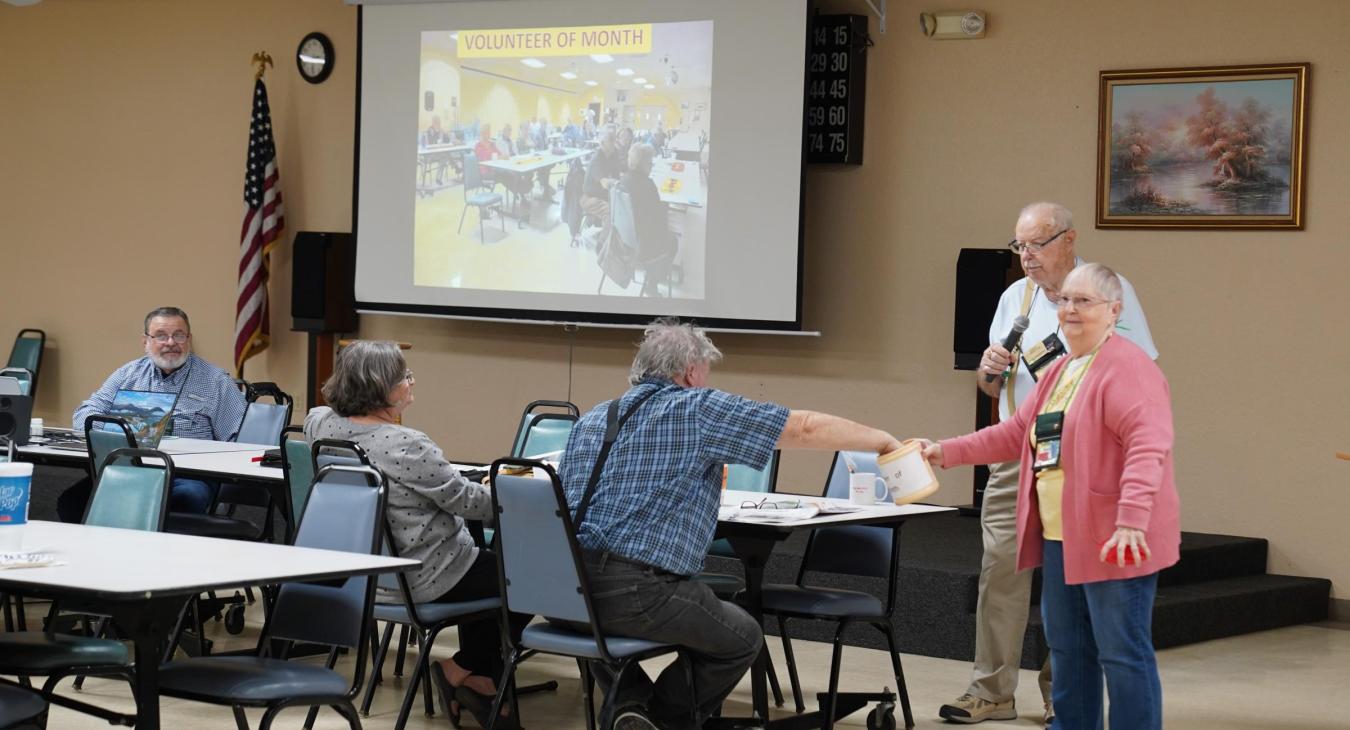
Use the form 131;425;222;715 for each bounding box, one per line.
849;472;889;505
877;441;940;505
29;418;43;437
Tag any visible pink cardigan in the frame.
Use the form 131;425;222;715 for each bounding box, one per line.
942;335;1180;585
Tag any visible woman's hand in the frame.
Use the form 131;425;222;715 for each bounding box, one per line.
911;439;942;466
1100;527;1151;567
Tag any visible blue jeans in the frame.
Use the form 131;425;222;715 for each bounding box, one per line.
1040;541;1161;730
168;478;218;514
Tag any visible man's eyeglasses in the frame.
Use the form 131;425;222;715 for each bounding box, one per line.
146;332;190;344
1007;229;1069;254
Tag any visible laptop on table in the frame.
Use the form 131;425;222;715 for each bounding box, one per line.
46;389;179;452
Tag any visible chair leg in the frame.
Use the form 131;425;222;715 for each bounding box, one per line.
232;705;251;730
778;616;805;714
304;647;341;729
332;701;365;730
579;659;597;730
766;648;785;708
881;623;915;729
458;204;469;234
361;623;395;716
422;651;436;717
821;623;847;730
393;625;411;677
486;648;523;730
394;640;428;730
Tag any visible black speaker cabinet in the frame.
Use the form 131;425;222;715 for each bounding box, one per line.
291;231;357;333
953;248;1023;370
0;394;33;446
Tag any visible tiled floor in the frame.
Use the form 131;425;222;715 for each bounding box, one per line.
26;605;1350;729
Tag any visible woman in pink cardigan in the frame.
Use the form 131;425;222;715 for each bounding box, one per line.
921;263;1178;730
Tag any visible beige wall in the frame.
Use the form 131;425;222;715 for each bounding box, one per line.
3;0;1348;597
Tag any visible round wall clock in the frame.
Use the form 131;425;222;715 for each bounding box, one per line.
297;32;334;84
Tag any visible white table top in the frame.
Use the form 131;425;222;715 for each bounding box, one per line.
652;159;705;207
720;489;953;528
480;148;589;174
18;438;279;482
668;131;701;153
0;521;415;600
419;143;473;155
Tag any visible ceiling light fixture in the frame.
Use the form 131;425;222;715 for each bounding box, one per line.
616;68;634;77
521;58;546;68
590;54;613;63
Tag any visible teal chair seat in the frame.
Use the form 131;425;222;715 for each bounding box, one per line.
0;632;130;671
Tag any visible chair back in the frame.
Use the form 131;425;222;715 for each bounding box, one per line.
235;401;289;445
611;182;639;253
311;438;373;486
6;329;44;398
490;459;593;625
84;415;137;481
0;368;31;396
269;465;385;652
279;426;314;542
84;447;173;531
801;451;894;580
708;452;781;558
516;413;578;459
509;400;578;457
462;150;487;192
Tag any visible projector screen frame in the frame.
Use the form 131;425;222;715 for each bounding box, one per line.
350;2;811;332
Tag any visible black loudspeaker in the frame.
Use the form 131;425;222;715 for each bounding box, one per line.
291;231;357;333
0;395;33;446
953;248;1022;370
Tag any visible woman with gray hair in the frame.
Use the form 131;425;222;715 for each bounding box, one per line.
918;264;1178;729
305;340;524;729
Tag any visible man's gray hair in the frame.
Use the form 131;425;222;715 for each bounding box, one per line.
321;340;408;417
1065;262;1123;304
628;142;655;170
628;318;723;385
144;306;190;333
1019;201;1074;232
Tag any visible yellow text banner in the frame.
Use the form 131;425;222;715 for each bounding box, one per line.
457;24;652;59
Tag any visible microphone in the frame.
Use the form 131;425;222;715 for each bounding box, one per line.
984;315;1030;382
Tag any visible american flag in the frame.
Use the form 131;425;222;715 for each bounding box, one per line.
235;78;285;377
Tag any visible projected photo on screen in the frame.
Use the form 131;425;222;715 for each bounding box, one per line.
414;21;712;299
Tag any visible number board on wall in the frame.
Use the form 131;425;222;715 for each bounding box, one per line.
806;14;867;165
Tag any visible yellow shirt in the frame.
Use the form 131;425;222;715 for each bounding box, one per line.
1032;353;1096;541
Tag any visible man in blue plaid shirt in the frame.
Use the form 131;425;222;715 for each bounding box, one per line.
560;319;901;730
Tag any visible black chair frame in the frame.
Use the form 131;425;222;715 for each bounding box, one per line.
157;464;388;730
487;458;695;730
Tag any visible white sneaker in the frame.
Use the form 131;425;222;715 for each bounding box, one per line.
937;693;1017;723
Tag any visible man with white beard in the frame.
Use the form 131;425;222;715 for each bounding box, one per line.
59;307;247;520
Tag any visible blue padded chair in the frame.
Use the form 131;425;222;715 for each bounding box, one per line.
5;329;44;400
0;447;172;727
312;439;375;486
279;426;314;543
757;451;913;728
487;458;690;730
357;509;502;729
459;150;506;242
0;682;47;730
83;415;136;482
508;400;579;458
515;413;577;459
156;464;389;730
696;452;782;597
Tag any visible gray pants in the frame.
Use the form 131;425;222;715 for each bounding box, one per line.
968;461;1052;705
574;551;763;730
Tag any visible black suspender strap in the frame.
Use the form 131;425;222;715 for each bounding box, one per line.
573;387;661;530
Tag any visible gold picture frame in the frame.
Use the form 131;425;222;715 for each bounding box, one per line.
1096;63;1309;229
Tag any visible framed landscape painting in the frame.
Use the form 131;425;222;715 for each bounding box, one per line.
1096;63;1309;229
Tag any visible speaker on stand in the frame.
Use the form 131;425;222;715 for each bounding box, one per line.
291;232;357;411
953;248;1022;513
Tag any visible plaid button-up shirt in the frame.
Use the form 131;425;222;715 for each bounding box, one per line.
560;378;789;576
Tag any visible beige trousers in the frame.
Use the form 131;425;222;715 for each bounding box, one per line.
966;459;1052;705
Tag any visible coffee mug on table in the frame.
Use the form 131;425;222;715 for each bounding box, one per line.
876;441;940;505
849;472;888;505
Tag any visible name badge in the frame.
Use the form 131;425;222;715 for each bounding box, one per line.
1033;411;1064;471
1023;333;1067;382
